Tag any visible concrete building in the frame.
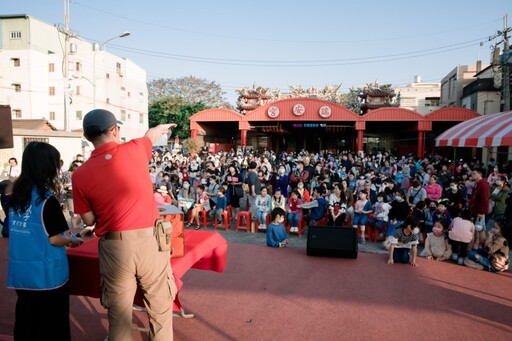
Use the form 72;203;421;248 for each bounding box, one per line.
0;14;149;142
461;65;501;115
440;63;489;108
396;76;441;115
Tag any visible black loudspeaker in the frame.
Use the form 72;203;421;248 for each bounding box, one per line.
0;106;14;149
307;225;358;259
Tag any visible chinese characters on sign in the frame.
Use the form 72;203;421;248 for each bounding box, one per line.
267;106;280;118
318;106;332;118
292;104;306;116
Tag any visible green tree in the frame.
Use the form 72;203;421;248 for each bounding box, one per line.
148;76;233;109
148;97;208;138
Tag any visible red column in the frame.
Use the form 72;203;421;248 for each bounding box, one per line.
241;129;247;147
417;131;424;158
357;129;364;152
191;129;198;139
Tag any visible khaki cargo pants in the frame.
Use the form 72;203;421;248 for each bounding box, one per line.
99;227;177;341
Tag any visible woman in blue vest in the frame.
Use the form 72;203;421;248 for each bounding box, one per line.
8;142;83;341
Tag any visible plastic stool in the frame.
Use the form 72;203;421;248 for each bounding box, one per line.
214;211;230;231
236;211;251;233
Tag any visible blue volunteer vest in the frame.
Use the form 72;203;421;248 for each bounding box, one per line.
8;188;69;290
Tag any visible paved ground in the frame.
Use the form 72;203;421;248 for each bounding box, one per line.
198;220;390;254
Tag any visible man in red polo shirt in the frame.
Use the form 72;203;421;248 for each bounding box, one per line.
468;169;490;249
73;109;177;341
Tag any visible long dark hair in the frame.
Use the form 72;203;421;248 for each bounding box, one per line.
10;142;61;213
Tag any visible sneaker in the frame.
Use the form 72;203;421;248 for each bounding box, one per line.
451;253;459;262
457;257;465;265
259;224;265;230
359;237;366;244
292;227;298;233
195;225;201;230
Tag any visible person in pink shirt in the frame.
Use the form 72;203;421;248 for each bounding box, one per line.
154;185;173;206
425;175;443;201
448;209;475;264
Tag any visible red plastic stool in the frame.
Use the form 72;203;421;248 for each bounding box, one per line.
214;211;230;231
236;211;251;233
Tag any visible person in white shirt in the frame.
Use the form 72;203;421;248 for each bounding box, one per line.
3;157;21;180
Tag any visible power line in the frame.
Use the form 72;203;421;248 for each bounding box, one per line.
109;38;481;67
71;1;501;45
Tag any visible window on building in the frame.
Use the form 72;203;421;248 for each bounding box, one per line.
49;111;56;120
13;84;21;92
106;98;110;104
128;113;131;119
76;86;81;96
49;63;55;72
106;73;110;79
76;62;81;71
24;137;48;149
139;113;144;124
13;109;22;118
127;91;131;97
121;110;126;121
49;87;56;96
10;31;22;39
120;86;126;91
12;58;20;67
76;110;83;120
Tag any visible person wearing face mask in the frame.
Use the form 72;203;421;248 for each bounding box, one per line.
442;181;464;218
386;216;421;267
465;218;511;272
385;190;410;240
488;176;510;228
420;220;452;261
272;166;290;197
296;181;310;203
369;192;392;240
266;207;289;248
406;179;427;208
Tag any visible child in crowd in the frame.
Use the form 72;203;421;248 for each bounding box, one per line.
272;188;286;211
209;187;227;224
420;220;452;261
187;184;211;230
154;185;173;206
266;207;289;248
387;216;420;267
448;209;475;264
287;190;303;233
255;187;272;230
465;218;511;272
370;192;391;240
432;199;452;227
385;190;410;238
352;190;373;244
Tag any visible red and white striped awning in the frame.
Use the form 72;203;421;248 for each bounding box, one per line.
435;111;512;147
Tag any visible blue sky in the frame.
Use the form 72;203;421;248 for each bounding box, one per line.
2;0;510;105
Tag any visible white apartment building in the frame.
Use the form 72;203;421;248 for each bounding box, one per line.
396;76;440;115
461;64;501;115
0;14;149;141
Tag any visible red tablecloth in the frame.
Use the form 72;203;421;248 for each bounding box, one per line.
67;230;228;312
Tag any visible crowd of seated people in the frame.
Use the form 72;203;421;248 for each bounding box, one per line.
149;147;511;272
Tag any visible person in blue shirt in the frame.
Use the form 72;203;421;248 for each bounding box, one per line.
209;187;227;224
8;142;83;340
300;186;327;224
266;207;289;247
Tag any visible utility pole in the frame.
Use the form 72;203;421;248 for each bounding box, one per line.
502;15;511;111
62;0;70;131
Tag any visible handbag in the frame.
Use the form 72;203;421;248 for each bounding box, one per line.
234;186;243;197
474;215;485;232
